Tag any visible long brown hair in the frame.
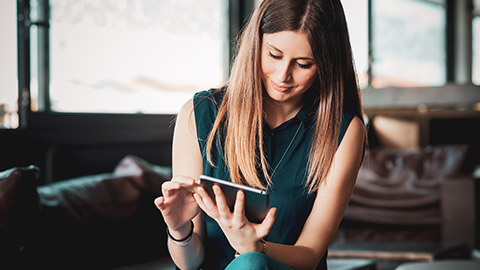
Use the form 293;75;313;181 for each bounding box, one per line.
205;0;364;192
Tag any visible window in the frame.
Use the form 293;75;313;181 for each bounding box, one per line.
371;0;446;87
341;0;447;89
0;1;19;129
31;0;228;114
15;0;478;120
341;0;369;89
473;0;480;85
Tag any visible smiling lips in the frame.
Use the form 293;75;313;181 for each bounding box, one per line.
270;79;292;92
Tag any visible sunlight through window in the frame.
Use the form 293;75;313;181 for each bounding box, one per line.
32;0;228;114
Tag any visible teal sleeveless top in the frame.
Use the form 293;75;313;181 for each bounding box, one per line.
193;89;355;269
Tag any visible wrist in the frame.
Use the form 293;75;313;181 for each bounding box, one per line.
167;221;193;241
235;239;266;257
257;238;267;254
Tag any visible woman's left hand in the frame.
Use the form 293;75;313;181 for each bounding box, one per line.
193;184;276;255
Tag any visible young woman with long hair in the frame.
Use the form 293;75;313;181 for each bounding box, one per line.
154;0;366;269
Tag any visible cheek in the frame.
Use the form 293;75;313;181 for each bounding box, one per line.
296;70;318;87
260;56;274;77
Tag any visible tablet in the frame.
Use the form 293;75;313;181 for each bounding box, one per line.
199;175;269;223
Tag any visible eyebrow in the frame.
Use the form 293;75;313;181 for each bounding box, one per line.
265;42;314;61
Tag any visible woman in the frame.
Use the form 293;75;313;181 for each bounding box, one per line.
154;0;366;269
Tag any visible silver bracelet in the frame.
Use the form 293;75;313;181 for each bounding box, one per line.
166;221;194;247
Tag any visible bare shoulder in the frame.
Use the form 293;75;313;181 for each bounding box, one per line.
325;115;366;185
339;115;366;154
177;98;195;123
175;98;197;138
345;115;366;140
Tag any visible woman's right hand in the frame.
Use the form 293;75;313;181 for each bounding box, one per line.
154;176;200;235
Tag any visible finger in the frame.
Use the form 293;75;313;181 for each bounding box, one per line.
193;193;206;212
194;192;219;220
161;181;183;197
213;185;231;219
154;196;175;218
154;196;166;210
196;186;218;213
172;176;200;192
256;207;277;238
171;175;196;185
232;190;246;222
162;180;197;202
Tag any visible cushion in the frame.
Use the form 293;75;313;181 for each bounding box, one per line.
37;155;171;223
0;165;40;256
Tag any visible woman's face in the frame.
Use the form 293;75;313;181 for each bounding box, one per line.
260;30;318;106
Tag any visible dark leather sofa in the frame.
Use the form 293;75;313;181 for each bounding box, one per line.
1;155;174;270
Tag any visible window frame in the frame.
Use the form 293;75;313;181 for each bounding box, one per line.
473;0;480;84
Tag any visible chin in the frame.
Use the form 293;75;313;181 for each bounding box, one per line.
265;90;293;103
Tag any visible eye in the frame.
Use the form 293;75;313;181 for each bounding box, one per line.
296;62;313;69
268;51;281;59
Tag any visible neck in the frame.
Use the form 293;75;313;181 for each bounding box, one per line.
264;96;304;129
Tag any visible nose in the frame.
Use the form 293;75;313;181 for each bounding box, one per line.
276;61;292;83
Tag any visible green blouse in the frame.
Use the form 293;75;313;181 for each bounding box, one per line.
193;89;355;269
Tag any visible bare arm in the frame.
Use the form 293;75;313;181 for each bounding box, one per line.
154;98;205;270
256;116;366;269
